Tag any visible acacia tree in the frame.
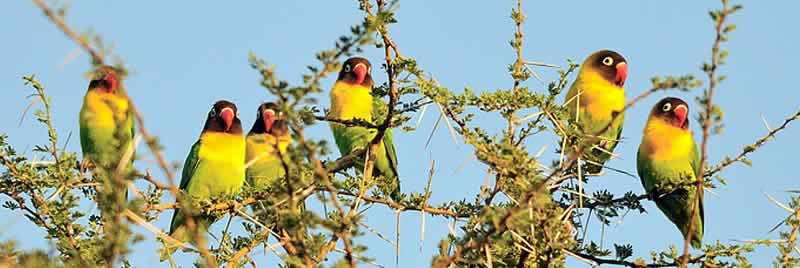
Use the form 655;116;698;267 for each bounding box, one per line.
1;0;799;267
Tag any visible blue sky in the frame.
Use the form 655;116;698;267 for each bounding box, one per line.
2;1;799;267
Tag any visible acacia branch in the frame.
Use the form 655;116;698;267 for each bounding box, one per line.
315;116;380;128
568;250;706;268
332;189;469;218
508;0;525;145
705;108;800;178
30;0;104;65
683;1;738;266
31;0;215;263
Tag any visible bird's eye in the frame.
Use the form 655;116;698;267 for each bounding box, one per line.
344;64;351;72
236;110;240;118
602;56;614;66
661;103;672;112
209;108;217;117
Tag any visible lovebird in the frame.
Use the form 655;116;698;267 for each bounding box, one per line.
637;97;703;248
163;100;245;260
79;65;135;177
246;102;291;190
564;50;628;174
245;102;305;241
329;57;401;200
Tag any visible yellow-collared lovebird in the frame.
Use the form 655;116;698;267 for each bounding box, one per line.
637;97;703;248
246;102;291;190
163;100;245;259
79;65;135;177
564;50;628;173
329;57;400;200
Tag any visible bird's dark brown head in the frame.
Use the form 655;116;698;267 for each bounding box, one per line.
651;97;690;129
204;100;243;134
337;57;373;87
584;50;628;87
249;102;289;136
88;65;121;94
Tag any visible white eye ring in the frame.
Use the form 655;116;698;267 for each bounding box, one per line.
344;64;351;72
662;103;672;112
209;108;217;117
602;56;614;66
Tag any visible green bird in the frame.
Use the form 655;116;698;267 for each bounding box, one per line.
329;57;400;200
564;50;628;174
245;102;306;245
79;65;135;177
163;100;245;260
637;97;703;248
246;102;291;190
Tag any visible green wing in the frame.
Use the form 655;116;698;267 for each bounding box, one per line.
372;97;399;175
690;139;701;178
583;110;624;173
179;140;202;190
689;138;703;248
636;149;652;192
382;128;399;178
372;97;400;197
170;139;202;235
127;109;135;160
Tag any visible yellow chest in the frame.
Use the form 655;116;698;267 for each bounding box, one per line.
245;133;291;162
81;90;130;128
569;71;625;121
639;119;694;161
329;82;373;121
198;132;246;167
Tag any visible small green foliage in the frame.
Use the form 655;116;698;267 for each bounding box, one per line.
614;244;634;260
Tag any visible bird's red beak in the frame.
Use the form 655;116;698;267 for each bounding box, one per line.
673;104;688;128
104;74;118;93
615;62;627;87
262;110;275;133
220;107;234;131
353;63;367;85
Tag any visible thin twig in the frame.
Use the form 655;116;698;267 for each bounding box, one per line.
683;1;734;265
29;0;104;64
705;109;800;177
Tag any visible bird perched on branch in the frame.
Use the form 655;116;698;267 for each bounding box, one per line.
245;102;307;249
564;50;628;174
162;100;245;260
246;102;292;190
79;65;135;214
637;97;703;248
329;57;401;201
